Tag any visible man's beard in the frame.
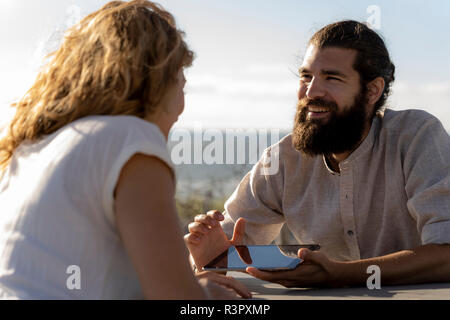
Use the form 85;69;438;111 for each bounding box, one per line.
292;90;368;157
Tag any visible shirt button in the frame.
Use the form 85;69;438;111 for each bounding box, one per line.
347;230;354;236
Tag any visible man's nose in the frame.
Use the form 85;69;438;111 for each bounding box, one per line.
305;78;326;100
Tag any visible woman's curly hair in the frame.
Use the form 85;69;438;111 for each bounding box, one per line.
0;0;193;170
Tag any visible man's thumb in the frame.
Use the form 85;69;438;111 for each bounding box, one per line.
298;248;324;264
230;218;246;244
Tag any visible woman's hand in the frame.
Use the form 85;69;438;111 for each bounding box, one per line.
196;271;252;299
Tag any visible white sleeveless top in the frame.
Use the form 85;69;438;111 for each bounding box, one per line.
0;115;174;299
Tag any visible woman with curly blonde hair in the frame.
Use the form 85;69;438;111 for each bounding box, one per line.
0;0;250;299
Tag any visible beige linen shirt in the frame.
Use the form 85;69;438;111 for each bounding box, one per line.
222;109;450;261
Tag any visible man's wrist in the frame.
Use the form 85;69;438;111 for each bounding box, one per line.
331;260;366;287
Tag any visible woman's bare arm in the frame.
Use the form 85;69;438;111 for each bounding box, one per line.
114;153;207;299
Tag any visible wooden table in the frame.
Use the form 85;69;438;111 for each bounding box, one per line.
229;271;450;300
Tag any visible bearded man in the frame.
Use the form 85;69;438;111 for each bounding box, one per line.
185;20;450;287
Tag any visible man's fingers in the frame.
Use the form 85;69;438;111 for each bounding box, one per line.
246;267;274;281
184;233;202;245
246;267;296;288
190;211;224;230
246;267;294;282
187;221;211;235
194;214;219;228
230;218;246;245
206;210;225;221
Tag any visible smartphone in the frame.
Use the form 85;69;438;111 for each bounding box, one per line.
202;244;320;272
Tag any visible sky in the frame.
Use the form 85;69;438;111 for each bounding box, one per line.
0;0;449;131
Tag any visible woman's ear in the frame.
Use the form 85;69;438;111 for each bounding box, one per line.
366;76;385;106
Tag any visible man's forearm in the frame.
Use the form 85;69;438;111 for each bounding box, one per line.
337;244;450;286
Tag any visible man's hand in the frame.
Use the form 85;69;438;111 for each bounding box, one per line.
246;248;343;288
184;210;246;270
248;244;450;288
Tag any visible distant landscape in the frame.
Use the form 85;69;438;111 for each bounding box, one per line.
168;129;290;228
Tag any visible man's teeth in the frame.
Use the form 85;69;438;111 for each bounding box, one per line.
308;107;329;113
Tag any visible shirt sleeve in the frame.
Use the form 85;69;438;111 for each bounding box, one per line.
69;117;174;229
222;145;285;244
404;115;450;245
102;140;173;228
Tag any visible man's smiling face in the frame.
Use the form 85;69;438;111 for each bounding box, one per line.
292;45;372;156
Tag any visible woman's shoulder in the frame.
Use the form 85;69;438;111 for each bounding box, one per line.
70;115;164;138
58;115;166;151
60;115;169;162
24;115;170;173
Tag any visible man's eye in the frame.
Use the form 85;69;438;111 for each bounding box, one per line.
300;75;312;81
327;76;341;81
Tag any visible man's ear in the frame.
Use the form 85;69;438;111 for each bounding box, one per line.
366;77;385;106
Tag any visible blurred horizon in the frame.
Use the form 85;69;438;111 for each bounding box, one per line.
1;0;449;132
